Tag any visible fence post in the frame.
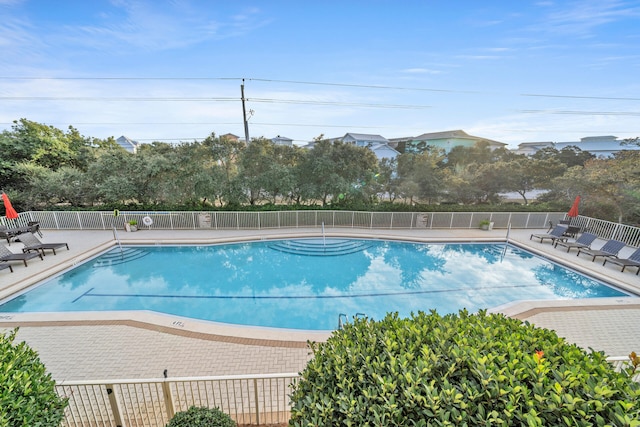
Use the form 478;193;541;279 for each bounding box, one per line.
162;379;175;421
253;378;260;425
105;384;127;427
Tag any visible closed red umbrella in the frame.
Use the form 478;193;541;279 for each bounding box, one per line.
567;195;580;218
2;193;19;220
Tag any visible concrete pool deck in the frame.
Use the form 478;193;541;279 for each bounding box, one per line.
1;227;639;381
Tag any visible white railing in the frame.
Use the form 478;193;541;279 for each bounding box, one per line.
3;210;566;230
3;210;640;246
56;357;638;427
57;373;298;427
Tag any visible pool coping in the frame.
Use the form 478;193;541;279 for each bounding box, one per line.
1;229;639;346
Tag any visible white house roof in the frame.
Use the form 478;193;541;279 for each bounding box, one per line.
555;135;639;157
369;143;400;160
343;133;389;143
116;135;139;152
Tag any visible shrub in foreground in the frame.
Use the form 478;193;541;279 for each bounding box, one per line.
289;310;640;426
0;328;68;426
166;405;236;427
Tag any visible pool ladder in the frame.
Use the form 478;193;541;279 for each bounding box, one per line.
338;312;366;329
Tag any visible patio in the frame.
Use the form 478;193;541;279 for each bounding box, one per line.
1;226;639;382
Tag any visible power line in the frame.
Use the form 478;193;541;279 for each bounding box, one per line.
0;96;431;109
248;78;477;94
0;96;238;101
0;77;241;81
1;76;638;102
518;110;640;117
248;98;431;109
521;94;640;101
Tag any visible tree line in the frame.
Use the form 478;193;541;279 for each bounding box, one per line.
2;119;639;224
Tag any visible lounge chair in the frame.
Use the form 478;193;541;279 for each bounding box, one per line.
27;221;43;237
554;232;598;252
0;222;41;244
530;225;569;244
576;239;625;262
0;262;12;273
0;243;43;267
18;232;68;256
603;247;640;274
0;226;18;244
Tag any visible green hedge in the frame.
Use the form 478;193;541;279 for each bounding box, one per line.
166;406;236;427
289;311;640;426
0;328;68;426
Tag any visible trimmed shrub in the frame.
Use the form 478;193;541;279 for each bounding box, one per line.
166;406;236;427
289;310;640;426
0;328;68;426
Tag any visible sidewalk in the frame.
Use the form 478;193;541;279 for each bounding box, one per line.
1;227;639;381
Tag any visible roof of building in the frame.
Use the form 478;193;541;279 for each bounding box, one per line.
369;143;400;158
414;129;506;146
343;133;389;143
116;135;139;149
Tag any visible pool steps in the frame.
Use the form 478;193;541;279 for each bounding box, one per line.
268;239;373;256
93;248;149;267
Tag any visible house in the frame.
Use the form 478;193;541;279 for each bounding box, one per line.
341;133;390;147
271;135;294;146
555;135;639;158
221;133;241;142
368;143;400;160
514;136;639;157
116;135;140;154
513;141;554;156
403;130;507;154
301;133;399;160
339;133;399;160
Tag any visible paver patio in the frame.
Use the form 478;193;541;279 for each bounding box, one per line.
1;227;639;382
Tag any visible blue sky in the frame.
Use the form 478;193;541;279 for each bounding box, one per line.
1;0;639;147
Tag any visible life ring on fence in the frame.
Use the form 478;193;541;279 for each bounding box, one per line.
142;216;154;227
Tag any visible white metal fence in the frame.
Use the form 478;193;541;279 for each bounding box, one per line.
3;210;640;246
56;359;638;427
3;210;565;231
57;373;298;427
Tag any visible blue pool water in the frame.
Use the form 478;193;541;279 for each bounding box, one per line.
0;239;629;330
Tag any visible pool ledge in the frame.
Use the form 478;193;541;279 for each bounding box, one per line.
491;296;640;320
0;310;332;348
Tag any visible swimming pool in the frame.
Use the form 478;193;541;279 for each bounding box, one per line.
0;239;629;330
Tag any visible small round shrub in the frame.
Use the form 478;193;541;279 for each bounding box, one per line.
289;310;640;426
0;328;68;426
166;406;236;427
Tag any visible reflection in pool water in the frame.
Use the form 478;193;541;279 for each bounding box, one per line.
0;240;629;330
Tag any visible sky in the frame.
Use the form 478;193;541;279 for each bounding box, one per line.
1;0;639;148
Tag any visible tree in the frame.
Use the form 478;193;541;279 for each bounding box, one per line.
289;311;640;426
204;133;246;207
533;145;595;168
296;140;378;206
0;328;68;426
441;164;484;204
396;151;444;204
499;157;566;205
0;119;95;190
374;158;399;202
573;153;640;223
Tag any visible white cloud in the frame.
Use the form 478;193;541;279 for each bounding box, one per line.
537;0;640;37
400;68;442;74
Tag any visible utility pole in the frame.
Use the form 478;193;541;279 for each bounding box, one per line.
241;79;250;144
